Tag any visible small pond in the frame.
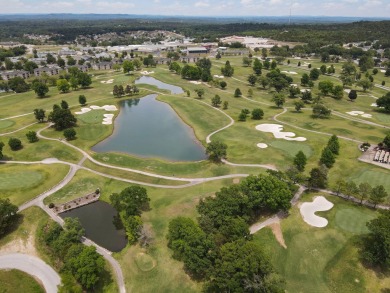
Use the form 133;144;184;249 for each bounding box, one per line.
92;94;207;161
135;76;184;94
60;201;127;252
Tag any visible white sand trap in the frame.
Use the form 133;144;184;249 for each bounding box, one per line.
75;107;92;115
102;114;114;125
90;105;118;111
361;114;372;118
213;75;224;78
381;70;386;73
256;124;307;141
281;70;298;75
257;143;268;149
300;89;311;93
344;89;351;94
100;79;114;84
300;196;334;228
371;103;378;107
290;83;298;87
189;81;202;85
346;111;371;118
140;71;154;75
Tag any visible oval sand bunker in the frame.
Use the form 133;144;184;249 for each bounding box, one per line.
256;124;307;141
257;143;268;149
300;196;334;228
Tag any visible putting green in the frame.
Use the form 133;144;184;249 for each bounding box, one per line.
0;120;14;129
349;169;390;193
334;209;374;234
0;171;44;190
77;110;106;124
135;253;156;272
269;140;312;158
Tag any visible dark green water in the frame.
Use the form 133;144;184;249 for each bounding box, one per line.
59;201;127;252
92;94;207;161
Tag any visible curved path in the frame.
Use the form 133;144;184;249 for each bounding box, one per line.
0;253;61;293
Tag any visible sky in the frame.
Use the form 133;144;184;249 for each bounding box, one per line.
0;0;389;17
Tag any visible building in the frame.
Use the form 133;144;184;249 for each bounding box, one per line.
34;66;61;77
0;70;30;80
66;65;89;73
92;62;113;70
183;47;209;54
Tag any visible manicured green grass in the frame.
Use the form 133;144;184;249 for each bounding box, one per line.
135;252;156;272
0;163;69;206
76;109;106;124
0;120;15;129
269;140;313;158
253;192;387;293
0;269;44;293
349;168;390;194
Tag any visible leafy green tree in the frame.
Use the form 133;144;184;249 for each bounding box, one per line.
242;56;252;67
272;93;285;108
195;88;205;99
8;77;30;93
169;61;181;74
358;79;373;91
294;100;305;112
258;76;270;89
357;182;372;204
78;95;87;106
327;135;340;155
211;95;222;107
222;101;228;110
32;81;49;98
344;181;359;198
308;166;328;188
312;104;331;118
69;76;78;90
34;109;46;122
251;108;264;120
61;100;69;110
206;141;227;162
247;74;257;86
63;128;76;140
110;186;150;217
320;64;327;74
318;80;334;96
122;216;143;244
383;134;390;149
359;55;374;72
332;85;344;100
48;107;77;131
247;88;253;97
289;86;300;98
301;73;310;86
0;142;4;160
238;111;247;121
253;58;262;75
234;88;242;97
376;92;390;113
57;79;70;93
0;199;19;237
221;61;234;77
77;73;92;88
348;90;358;101
8;138;22;151
361;211;390;270
340;62;357;87
23;60;38;73
301;90;312;103
369;185;388;208
219;81;227;89
309;68;320;80
293;150;307;172
320;147;335;168
122;60;134;74
26;131;38;143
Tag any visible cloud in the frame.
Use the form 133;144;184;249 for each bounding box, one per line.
194;1;210;7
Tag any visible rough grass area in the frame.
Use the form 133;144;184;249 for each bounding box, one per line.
269;140;313;157
253;192;388;293
0;269;44;293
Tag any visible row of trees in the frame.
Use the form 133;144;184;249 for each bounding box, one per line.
112;84;139;98
167;173;293;292
0;198;19;237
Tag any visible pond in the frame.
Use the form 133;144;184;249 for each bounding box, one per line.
135;76;184;94
59;201;127;252
92;94;207;161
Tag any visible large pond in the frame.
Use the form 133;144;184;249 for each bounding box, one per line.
92;92;207;161
60;201;127;252
135;76;184;94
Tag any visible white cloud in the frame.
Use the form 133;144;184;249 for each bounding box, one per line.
194;1;210;7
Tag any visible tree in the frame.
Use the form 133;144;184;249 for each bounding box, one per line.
348;90;358;101
383;134;390;149
26;131;38;143
308;165;328;188
0;198;19;237
221;61;234;77
327;135;340;155
32;81;49;98
358;182;372;204
294;100;305;112
69;76;78;90
359;55;374;72
216;52;221;59
332;85;344;100
61;100;69;110
23;61;38;74
34;109;46;122
242;57;252;67
222;101;228;110
169;61;181;74
294;150;307;172
369;185;388;208
253;58;262;75
309;68;320;80
377;92;390;113
63;128;76;140
358;79;373;92
258;76;270;89
301;90;312;103
340;62;357;87
234;88;242;97
320;147;335;168
247;74;257;86
361;210;390;270
194;88;205;99
247;88;253;97
251;108;264;120
219;81;227;89
57;79;70;93
48;107;77;131
78;95;87;106
8;77;30;93
110;186;150;217
272;93;285;108
320;64;327;75
77;72;92;88
122;60;134;74
211;95;222;107
8;138;22;151
318;80;334;96
206;141;227;162
344;181;359;198
64;245;105;290
238;111;247;121
312;104;331;118
0;142;4;160
289;86;300;98
301;73;310;86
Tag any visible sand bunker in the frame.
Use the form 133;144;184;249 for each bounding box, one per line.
100;79;114;84
189;81;202;85
89;105;118;111
257;143;268;149
300;89;311;93
346;111;372;118
140;71;154;75
381;69;386;73
75;108;92;115
256;124;307;141
102;114;114;125
371;103;377;107
281;70;298;75
344;89;351;94
213;75;224;79
300;196;333;227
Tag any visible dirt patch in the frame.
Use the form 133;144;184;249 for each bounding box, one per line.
269;222;287;249
0;234;38;257
233;178;240;184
